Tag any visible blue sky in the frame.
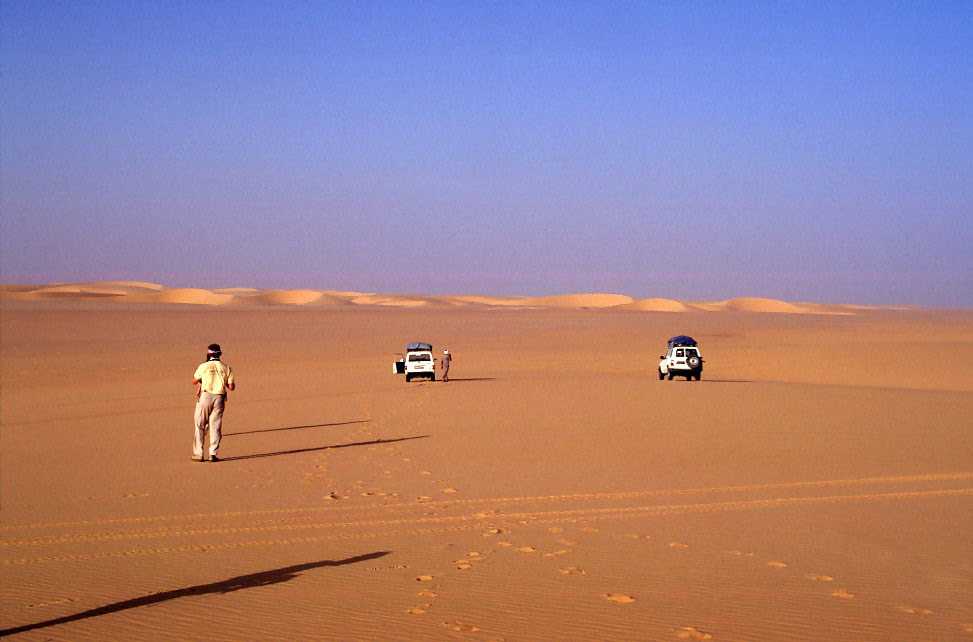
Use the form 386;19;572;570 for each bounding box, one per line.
2;2;971;305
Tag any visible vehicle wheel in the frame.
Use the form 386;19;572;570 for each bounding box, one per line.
430;373;436;382
696;372;703;381
667;372;674;380
658;369;665;380
405;374;412;383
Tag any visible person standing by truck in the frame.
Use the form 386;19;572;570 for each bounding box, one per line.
192;343;235;462
440;347;452;382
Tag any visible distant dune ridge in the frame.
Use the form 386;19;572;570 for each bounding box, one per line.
620;298;690;313
0;281;895;314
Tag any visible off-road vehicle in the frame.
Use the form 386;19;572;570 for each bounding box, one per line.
393;342;436;382
658;335;704;381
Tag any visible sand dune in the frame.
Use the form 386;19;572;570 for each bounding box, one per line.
620;297;690;312
350;294;429;307
525;293;635;308
448;295;536;307
724;297;810;313
0;282;924;315
686;297;839;314
321;289;371;298
28;284;129;299
87;280;165;292
238;289;329;306
0;281;163;300
152;288;234;305
214;287;262;295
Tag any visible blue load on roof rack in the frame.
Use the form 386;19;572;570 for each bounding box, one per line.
406;342;433;351
667;335;697;348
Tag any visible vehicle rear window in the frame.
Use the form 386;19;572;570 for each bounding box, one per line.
675;349;684;357
408;354;431;362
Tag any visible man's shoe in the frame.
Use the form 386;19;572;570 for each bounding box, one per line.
210;455;220;463
191;456;204;462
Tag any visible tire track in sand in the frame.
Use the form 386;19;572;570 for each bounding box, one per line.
3;487;971;565
3;471;970;532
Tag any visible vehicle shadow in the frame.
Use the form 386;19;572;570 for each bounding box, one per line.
701;379;754;383
219;435;429;462
0;552;390;637
441;378;496;383
223;419;369;437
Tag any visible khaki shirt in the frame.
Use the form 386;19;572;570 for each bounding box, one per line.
194;360;234;395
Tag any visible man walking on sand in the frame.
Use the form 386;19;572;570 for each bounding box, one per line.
193;343;235;462
440;347;452;382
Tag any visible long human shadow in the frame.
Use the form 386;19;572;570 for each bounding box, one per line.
441;378;496;383
0;551;390;637
223;419;369;437
220;435;429;462
700;379;754;384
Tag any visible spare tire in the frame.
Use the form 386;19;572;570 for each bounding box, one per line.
687;355;700;369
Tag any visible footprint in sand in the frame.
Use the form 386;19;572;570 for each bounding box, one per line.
483;527;503;536
443;621;481;633
669;542;689;550
406;605;430;615
831;588;855;600
416;496;432;502
27;597;76;608
417;590;437;598
516;546;537;554
557;538;578;547
473;511;496;518
367;563;409;571
419;470;432;476
467;552;482;558
604;593;636;604
559;566;586;576
496;541;513;548
766;561;788;569
416;575;434;582
805;574;834;582
543;549;570;558
441;487;458;494
675;626;713;640
897;606;933;616
455;561;473;570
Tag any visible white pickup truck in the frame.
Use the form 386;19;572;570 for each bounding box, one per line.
393;342;436;382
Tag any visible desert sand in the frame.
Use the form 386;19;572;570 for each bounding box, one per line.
1;283;971;640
